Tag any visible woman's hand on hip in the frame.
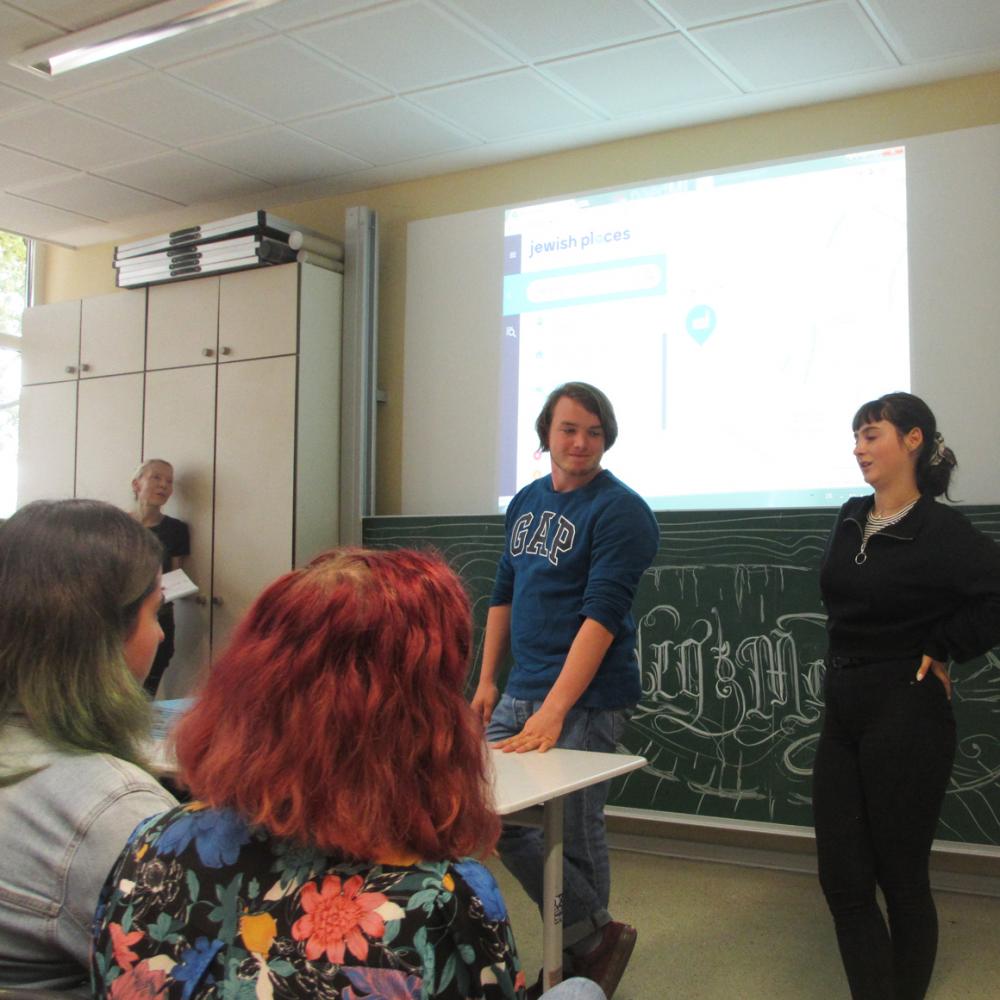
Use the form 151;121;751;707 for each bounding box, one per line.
916;654;952;700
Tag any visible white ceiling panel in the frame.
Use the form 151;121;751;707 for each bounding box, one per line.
0;2;70;57
131;14;273;69
865;0;1000;60
0;79;39;115
0;56;147;100
0;3;147;97
293;0;517;92
4;0;144;31
541;34;740;117
655;0;805;29
254;0;384;31
0;0;998;246
446;0;675;61
14;172;181;219
168;36;386;121
692;1;898;90
64;71;268;146
189;126;371;185
292;98;478;165
98;150;273;204
0;104;166;168
0;144;76;188
411;69;600;142
0;190;103;239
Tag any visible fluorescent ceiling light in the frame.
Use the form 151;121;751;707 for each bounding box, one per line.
10;0;286;78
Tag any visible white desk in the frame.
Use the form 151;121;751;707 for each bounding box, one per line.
491;748;647;991
147;720;645;991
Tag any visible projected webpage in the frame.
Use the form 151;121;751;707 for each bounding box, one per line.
500;147;910;511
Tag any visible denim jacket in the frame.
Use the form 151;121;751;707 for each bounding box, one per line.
0;719;176;991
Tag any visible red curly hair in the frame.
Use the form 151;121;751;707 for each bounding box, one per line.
173;547;500;860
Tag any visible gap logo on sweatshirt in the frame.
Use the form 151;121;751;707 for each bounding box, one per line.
510;511;576;566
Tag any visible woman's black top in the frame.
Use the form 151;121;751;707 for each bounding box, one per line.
149;514;190;574
820;494;1000;664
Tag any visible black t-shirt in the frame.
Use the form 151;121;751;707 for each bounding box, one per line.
149;514;190;574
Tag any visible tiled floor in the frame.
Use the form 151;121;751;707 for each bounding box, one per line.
487;849;1000;999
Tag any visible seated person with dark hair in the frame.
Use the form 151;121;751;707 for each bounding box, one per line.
0;500;176;991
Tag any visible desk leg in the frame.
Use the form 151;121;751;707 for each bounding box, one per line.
542;796;564;990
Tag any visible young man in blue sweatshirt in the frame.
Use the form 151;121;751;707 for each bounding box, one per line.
472;382;659;999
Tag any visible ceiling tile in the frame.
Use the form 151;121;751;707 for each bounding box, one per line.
0;2;64;59
864;0;1000;60
98;150;272;204
0;79;39;115
16;172;182;220
131;14;273;69
445;0;674;61
254;0;384;30
692;1;898;90
410;69;598;142
189;126;371;185
0;190;103;241
541;34;739;116
0;2;148;95
293;0;517;91
0;143;77;188
654;1;805;29
4;0;146;32
0;57;148;100
63;71;268;145
167;36;385;120
291;98;477;165
0;104;167;168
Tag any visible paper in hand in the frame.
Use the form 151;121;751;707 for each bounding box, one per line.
162;568;198;603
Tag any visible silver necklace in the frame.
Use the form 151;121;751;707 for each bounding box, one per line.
855;496;920;565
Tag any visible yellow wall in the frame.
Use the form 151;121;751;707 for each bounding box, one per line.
37;71;1000;513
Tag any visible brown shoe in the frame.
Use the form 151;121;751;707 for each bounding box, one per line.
571;921;637;999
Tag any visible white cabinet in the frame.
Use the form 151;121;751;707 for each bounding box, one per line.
76;373;144;506
20;299;80;385
80;291;147;377
146;263;342;698
18;263;343;700
18;291;146;507
217;264;299;362
211;355;296;656
146;277;219;370
17;381;77;504
143;364;217;689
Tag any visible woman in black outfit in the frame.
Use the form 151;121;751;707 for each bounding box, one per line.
814;392;1000;1000
130;458;190;697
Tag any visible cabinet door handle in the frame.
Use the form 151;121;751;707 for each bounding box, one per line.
193;595;208;606
80;363;91;372
211;595;224;607
220;346;232;356
65;365;77;374
202;348;215;357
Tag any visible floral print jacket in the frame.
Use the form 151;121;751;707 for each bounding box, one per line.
91;803;526;1000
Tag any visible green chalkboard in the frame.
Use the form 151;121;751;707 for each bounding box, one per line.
363;507;1000;847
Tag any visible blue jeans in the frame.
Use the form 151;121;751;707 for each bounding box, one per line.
486;694;627;949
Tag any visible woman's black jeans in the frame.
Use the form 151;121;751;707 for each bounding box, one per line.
813;657;956;1000
143;603;176;697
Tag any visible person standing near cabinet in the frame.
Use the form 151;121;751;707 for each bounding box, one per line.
131;459;190;697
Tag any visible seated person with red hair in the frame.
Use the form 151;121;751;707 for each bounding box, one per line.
90;548;604;1000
